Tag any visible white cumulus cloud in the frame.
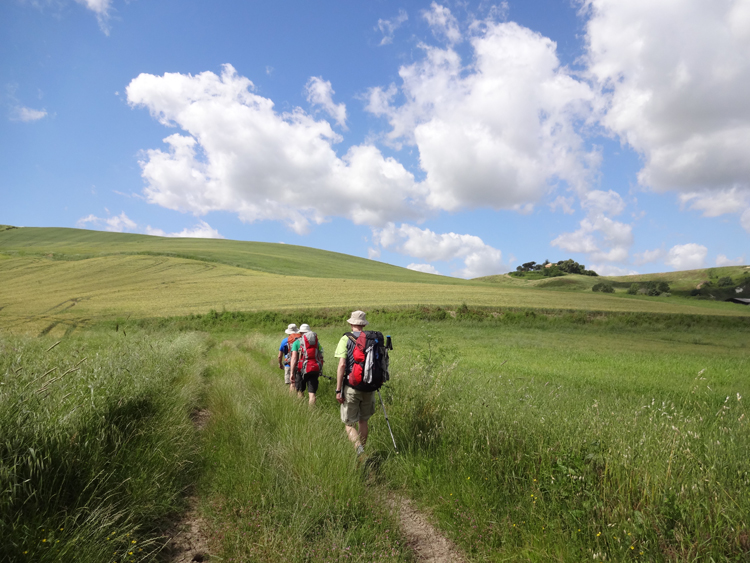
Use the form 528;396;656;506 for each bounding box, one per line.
366;16;598;212
585;0;750;203
423;2;461;44
679;187;750;217
127;64;422;234
551;213;633;263
716;254;745;267
742;208;750;234
305;76;347;129
588;264;638;276
407;263;441;275
74;0;113;34
373;222;505;278
634;248;665;265
145;220;224;239
9;106;47;122
664;243;708;271
377;9;408;46
77;211;137;233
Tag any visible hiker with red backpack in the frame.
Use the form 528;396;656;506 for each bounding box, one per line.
278;323;301;394
334;310;391;456
290;323;325;406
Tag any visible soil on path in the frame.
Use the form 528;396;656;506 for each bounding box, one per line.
164;408;212;562
391;494;467;563
163;501;210;563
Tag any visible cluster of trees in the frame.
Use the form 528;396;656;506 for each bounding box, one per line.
627;281;671;296
592;280;672;295
690;274;748;297
592;282;614;293
514;259;598;277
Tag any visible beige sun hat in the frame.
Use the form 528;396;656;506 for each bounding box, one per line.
285;323;300;334
299;323;312;333
346;310;368;326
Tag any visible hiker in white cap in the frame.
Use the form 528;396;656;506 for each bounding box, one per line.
290;323;325;406
278;323;301;393
335;310;377;456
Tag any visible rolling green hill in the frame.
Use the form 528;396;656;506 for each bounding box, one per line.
0;226;467;284
1;226;748;336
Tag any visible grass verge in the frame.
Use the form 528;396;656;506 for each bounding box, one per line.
0;330;206;562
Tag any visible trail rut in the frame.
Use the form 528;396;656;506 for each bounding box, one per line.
391;494;467;563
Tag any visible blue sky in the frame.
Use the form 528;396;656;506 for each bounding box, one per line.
2;0;749;278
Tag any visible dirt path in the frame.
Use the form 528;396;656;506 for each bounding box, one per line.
163;502;210;563
164;409;212;563
391;494;468;563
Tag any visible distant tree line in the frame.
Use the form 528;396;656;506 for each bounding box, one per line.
625;281;671;296
513;259;598;277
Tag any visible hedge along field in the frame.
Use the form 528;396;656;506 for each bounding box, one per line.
0;330;206;562
1;254;747;337
361;318;750;561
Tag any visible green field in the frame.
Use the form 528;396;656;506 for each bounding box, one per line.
2;227;747;336
1;227;749;562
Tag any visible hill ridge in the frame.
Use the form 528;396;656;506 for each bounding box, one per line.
0;226;471;285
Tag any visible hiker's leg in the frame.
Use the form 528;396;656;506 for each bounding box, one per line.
359;418;369;445
345;424;361;448
357;392;375;446
307;376;319;406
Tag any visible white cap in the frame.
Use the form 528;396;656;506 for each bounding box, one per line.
285;323;300;334
299;323;312;333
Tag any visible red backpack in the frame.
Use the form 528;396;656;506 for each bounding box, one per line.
297;332;323;375
285;333;301;364
344;330;389;392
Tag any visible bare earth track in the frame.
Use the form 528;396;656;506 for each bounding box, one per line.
165;409;212;563
391;494;467;563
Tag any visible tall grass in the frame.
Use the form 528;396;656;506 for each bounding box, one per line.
198;335;409;562
0;330;206;562
376;323;750;561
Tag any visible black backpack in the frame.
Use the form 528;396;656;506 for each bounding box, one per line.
344;330;390;392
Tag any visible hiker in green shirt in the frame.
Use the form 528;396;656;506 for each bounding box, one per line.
290;323;324;406
334;310;376;456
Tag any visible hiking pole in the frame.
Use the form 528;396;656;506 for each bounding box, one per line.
377;389;398;453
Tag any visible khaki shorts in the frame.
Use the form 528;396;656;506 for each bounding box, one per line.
284;365;292;385
340;387;376;426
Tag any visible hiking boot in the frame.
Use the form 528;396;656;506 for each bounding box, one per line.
356;444;365;456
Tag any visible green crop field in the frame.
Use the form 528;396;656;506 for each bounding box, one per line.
2;227;748;336
1;227;749;562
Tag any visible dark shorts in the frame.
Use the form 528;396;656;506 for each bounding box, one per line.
295;371;320;394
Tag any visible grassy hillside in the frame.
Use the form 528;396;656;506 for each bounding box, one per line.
480;266;750;292
0;226;467;284
1;227;747;335
1;254;746;337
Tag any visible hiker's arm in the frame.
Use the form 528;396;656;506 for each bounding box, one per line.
336;357;346;404
290;350;299;382
277;349;284;369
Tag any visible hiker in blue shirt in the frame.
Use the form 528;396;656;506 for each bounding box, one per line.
278;323;300;394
